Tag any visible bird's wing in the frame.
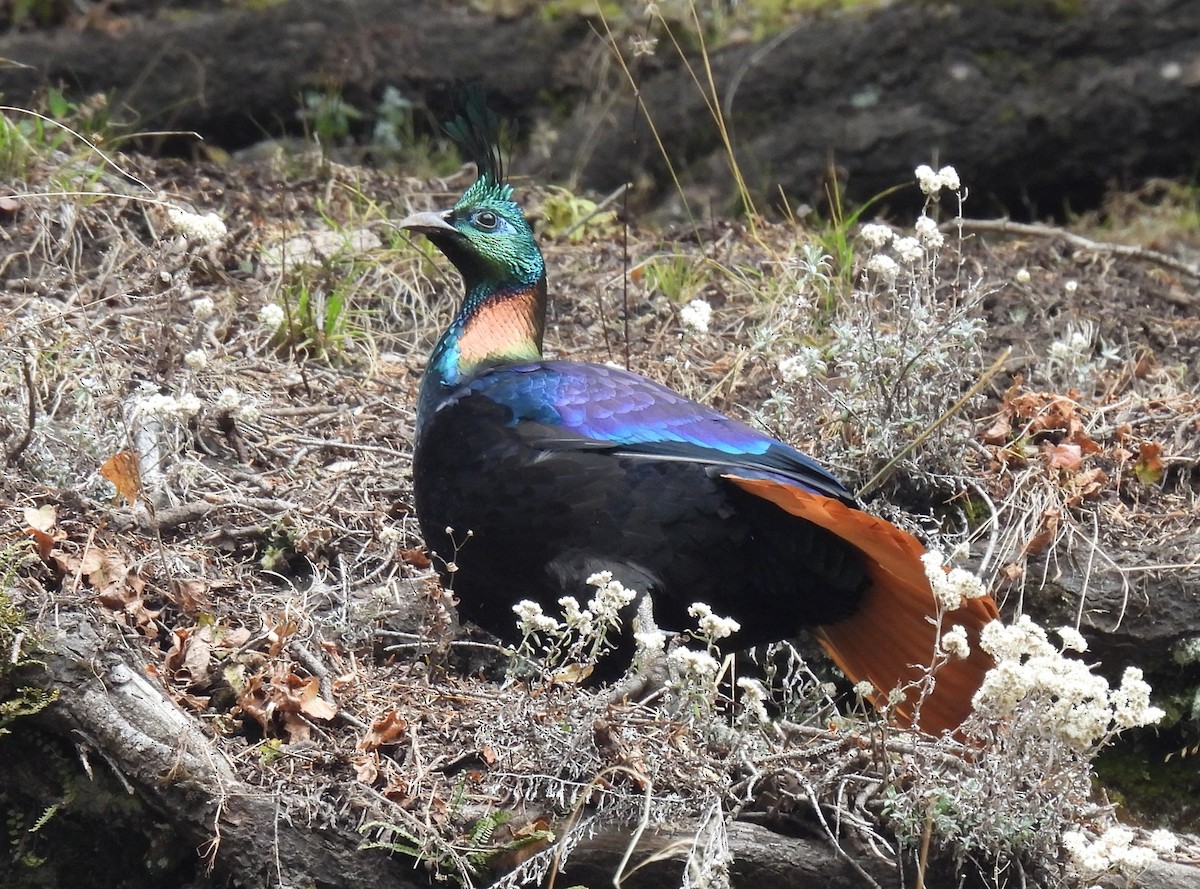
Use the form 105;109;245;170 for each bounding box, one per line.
457;360;855;503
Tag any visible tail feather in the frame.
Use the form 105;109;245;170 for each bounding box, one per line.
724;475;999;735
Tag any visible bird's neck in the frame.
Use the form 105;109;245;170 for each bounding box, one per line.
417;278;547;432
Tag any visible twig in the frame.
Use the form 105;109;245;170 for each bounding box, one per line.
557;183;630;242
4;345;37;466
959;217;1200;285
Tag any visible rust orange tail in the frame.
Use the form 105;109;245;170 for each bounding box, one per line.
725;475;999;736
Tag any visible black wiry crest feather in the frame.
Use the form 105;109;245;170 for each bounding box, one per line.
444;86;513;186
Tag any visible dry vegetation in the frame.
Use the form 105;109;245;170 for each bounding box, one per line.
2;103;1200;888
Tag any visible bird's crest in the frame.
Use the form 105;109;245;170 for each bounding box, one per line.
444;86;514;191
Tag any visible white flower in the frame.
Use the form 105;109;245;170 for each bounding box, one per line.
892;236;924;263
688;602;741;641
216;388;241;412
192;296;216;320
940;624;970;659
1065;279;1079;293
852;680;876;698
175;393;202;417
1015;267;1032;285
777;346;826;383
557;595;595;635
183;349;208;371
633;628;666;655
259;303;286;330
922;551;984;611
937;165;960;192
378;525;404;545
1057;626;1089;653
972;659;1032;716
1146;829;1177;855
513;600;562;635
585;571;638;623
914;164;961;197
679;298;713;334
1110;667;1164;728
667;647;720;683
913;214;944;248
137;393;176;417
167;205;227;244
865;253;899;284
737;677;770;723
915;164;941;196
859;223;893;248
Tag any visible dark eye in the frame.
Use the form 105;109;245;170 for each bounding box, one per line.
475;210;498;230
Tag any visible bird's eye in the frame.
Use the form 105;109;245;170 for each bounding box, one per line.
475;210;498;230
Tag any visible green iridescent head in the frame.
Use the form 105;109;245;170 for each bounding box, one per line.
400;91;543;294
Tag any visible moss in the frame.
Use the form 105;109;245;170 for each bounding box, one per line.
1094;726;1200;832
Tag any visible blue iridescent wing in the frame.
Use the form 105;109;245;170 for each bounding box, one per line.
453;360;854;502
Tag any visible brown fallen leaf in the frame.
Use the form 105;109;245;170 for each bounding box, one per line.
359;710;410;751
1135;441;1165;485
100;451;142;505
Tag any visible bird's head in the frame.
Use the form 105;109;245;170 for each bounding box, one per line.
399;174;545;296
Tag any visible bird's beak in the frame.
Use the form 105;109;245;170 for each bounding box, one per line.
398;210;458;237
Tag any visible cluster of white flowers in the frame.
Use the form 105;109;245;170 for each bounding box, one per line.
509;571;641;677
135;391;202;420
915;164;961;197
736;676;770;725
192;296;216;320
585;571;639;623
512;600;563;636
378;524;405;546
859;223;893;248
167;205;228;244
667;647;720;684
687;602;741;641
861;213;948;277
1045;319;1121;386
776;346;826;383
679;297;713;334
1047;323;1095;365
216;387;242;413
865;252;900;284
939;624;970;659
259;303;286;331
1062;825;1168;881
183;349;208;371
913;214;944;249
633;627;666;656
973;615;1165;750
920;550;988;612
892;236;924;264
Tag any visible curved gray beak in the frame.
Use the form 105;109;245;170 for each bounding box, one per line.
398;210;457;236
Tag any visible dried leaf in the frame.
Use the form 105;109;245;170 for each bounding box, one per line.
398;548;432;569
359;710;410;751
979;414;1012;446
354;753;379;784
100;451;142;505
23;504;57;532
551;662;594;684
1066;467;1108;506
1135;441;1165;485
1024;509;1061;555
1043;441;1083;471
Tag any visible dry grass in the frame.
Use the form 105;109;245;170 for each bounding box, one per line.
3;113;1200;887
